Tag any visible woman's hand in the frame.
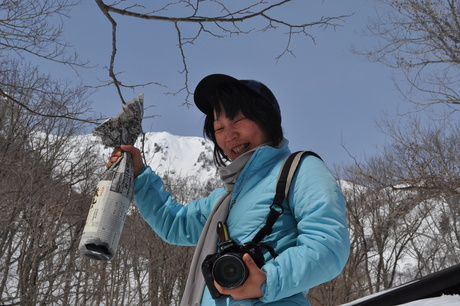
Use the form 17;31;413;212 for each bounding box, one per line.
214;253;267;300
107;145;144;177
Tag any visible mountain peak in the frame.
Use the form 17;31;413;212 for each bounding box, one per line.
137;132;218;182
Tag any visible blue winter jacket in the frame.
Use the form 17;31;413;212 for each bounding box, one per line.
134;140;350;305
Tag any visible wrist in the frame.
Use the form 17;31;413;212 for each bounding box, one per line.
134;165;148;178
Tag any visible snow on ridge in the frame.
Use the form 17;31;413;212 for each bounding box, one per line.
77;130;218;183
137;131;217;182
31;130;219;186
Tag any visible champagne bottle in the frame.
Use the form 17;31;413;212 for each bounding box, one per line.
79;151;134;261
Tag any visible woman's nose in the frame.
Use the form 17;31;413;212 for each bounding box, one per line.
225;126;237;142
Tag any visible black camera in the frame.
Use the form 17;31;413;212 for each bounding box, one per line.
201;238;265;299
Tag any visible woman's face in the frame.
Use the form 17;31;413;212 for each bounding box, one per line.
213;109;269;161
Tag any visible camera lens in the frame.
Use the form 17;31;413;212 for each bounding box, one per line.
212;253;248;289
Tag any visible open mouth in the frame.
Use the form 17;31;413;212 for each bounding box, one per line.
232;143;250;154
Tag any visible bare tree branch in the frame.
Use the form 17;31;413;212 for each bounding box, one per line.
357;0;460;111
94;0;351;105
0;0;87;67
0;87;97;124
0;60;98;125
0;0;96;122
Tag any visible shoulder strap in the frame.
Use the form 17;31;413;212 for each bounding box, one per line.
252;151;322;244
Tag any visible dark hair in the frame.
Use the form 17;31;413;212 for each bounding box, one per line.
202;82;283;167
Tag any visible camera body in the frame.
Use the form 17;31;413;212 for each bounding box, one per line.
201;239;265;299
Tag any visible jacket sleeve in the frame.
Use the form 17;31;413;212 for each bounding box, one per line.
260;156;350;302
133;166;223;246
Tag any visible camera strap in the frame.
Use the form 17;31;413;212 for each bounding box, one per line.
251;151;322;247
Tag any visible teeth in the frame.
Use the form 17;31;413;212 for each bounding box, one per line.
232;144;248;154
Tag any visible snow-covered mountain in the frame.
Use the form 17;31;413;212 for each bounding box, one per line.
85;131;220;183
138;131;218;181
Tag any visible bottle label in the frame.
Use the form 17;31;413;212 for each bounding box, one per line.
84;180;112;232
79;151;134;261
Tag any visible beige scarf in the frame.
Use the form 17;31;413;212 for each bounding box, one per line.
180;149;257;306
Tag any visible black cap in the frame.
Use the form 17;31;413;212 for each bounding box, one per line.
194;74;281;117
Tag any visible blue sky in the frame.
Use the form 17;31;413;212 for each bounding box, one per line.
55;1;409;168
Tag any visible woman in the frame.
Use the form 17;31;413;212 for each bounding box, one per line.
109;74;350;305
